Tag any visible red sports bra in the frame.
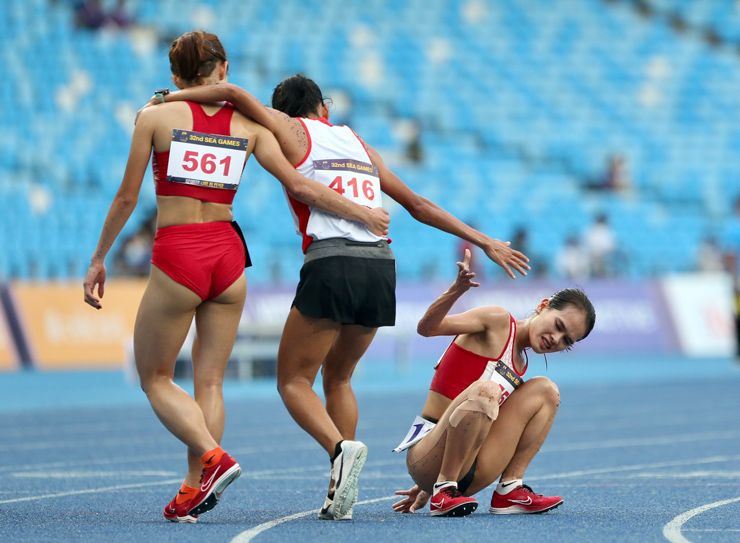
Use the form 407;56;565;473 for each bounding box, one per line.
429;315;527;401
152;102;237;205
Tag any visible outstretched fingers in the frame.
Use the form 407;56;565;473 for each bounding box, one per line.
455;248;481;289
392;485;429;513
486;240;531;279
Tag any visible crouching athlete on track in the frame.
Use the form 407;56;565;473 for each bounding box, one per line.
392;249;595;517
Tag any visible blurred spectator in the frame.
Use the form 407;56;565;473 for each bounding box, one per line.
584;213;617;277
74;0;106;30
109;0;135;29
512;226;529;257
113;209;155;277
556;234;590;281
75;0;135;31
508;225;548;277
118;231;153;277
695;235;724;273
406;120;424;164
585;153;633;195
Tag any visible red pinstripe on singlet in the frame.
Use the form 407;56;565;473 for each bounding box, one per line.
152;102;237;205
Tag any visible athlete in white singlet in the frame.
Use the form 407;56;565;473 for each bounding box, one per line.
151;75;531;520
392;250;596;517
289;117;385;247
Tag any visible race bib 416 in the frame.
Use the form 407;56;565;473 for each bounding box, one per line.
314;158;381;208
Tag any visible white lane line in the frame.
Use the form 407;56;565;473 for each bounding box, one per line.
542;430;740;453
626;471;740;480
0;460;401;505
2;424;312;453
663;496;740;543
12;470;178;478
230;496;396;543
529;455;740;481
0;479;182;505
681;528;740;532
0;442;320;473
226;454;740;543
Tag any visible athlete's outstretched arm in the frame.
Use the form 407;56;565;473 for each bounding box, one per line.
252;127;390;237
154;83;280;131
365;144;530;279
417;249;510;337
417;249;480;336
84;107;153;309
151;84;307;165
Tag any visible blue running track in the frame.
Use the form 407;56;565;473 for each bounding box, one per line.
0;355;739;543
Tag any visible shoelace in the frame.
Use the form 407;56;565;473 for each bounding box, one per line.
441;486;465;498
519;484;542;497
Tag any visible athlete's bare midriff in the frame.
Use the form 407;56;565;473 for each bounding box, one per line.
155;195;234;229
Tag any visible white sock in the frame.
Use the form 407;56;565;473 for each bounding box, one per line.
433;481;457;495
496;479;523;495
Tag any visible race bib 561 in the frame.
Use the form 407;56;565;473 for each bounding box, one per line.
167;129;248;190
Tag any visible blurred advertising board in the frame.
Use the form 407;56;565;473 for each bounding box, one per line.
363;279;680;362
660;273;736;358
11;279;147;369
240;275;731;362
0;308;17;370
0;273;734;370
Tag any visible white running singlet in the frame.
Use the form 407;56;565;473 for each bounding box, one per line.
286;117;386;252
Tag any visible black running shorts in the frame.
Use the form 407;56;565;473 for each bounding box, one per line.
292;238;396;328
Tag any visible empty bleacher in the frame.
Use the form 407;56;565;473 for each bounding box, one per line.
1;0;738;283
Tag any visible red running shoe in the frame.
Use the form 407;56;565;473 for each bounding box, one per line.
429;483;478;517
489;484;563;514
187;452;241;516
163;494;198;523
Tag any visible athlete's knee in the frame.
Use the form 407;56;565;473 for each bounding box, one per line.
276;374;310;399
276;376;289;397
322;367;353;392
474;380;502;404
530;376;560;409
138;371;172;396
449;381;501;428
193;374;224;397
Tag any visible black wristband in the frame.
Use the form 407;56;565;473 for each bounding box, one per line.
154;88;170;103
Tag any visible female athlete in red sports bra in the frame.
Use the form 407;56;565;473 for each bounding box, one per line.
82;31;389;524
392;250;596;517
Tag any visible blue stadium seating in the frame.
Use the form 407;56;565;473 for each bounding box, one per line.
1;0;739;283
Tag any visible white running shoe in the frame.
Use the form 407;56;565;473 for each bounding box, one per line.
318;494;353;520
328;440;367;519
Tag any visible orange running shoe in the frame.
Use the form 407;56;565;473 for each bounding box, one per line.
187;452;241;516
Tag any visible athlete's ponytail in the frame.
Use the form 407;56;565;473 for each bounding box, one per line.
169;30;227;83
272;74;329;118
